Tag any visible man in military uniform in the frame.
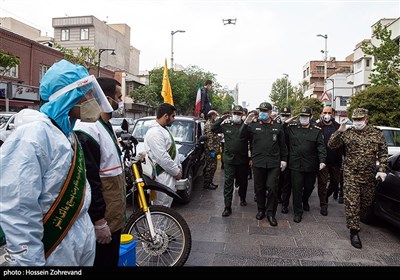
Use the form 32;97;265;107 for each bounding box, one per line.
277;106;292;214
203;110;220;190
328;108;388;249
212;105;249;217
286;106;327;223
242;102;288;226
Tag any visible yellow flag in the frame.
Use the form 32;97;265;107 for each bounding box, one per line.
161;59;174;105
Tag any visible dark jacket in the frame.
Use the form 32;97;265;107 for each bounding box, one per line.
316;120;343;166
200;87;211;117
286;123;327;172
211;118;248;165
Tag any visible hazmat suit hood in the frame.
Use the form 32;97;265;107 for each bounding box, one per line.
40;60;91;136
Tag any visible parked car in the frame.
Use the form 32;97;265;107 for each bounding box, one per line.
363;152;400;229
0;112;16;146
377;126;400;157
110;117;135;137
131;116;207;204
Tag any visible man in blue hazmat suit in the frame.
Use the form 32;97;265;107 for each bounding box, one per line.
0;59;113;266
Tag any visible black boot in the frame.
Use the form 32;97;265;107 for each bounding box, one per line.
222;207;232;217
350;229;362;249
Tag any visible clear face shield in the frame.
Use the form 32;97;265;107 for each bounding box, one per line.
49;75;113;114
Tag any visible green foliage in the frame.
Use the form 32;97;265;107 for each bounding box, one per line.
0;49;20;78
348;85;400;127
130;65;234;115
270;78;305;112
361;21;400;86
54;43;98;70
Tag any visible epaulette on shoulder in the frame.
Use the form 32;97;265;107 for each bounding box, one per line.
289;123;297;126
313;125;321;130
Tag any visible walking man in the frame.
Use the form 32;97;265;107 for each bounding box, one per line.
212;105;249;217
203;110;220;190
328;108;387;249
243;102;288;226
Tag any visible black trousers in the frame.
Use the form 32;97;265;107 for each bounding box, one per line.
94;228;122;267
291;170;317;216
253;166;280;216
223;163;248;207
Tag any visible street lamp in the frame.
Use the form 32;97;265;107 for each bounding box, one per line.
283;73;289;106
97;48;116;77
317;34;328;90
171;30;185;70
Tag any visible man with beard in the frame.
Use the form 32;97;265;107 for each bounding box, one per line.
144;103;183;207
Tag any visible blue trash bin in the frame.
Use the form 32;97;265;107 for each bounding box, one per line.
118;234;136;267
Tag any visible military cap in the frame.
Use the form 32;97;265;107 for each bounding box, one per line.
299;106;312;116
280;106;291;115
257;102;273;110
232;105;244;113
352;108;368;119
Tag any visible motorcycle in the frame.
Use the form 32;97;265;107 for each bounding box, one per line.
119;119;192;266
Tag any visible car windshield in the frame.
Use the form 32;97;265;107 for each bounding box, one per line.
133;119;194;143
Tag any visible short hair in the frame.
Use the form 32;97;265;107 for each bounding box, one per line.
97;77;121;98
156;103;176;119
204;80;212;86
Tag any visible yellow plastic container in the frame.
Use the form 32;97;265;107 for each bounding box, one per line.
118;234;136;266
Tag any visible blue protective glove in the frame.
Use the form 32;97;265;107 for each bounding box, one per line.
210;151;216;158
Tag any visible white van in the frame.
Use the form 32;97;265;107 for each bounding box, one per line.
377;126;400;157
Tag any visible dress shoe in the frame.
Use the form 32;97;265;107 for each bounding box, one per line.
293;215;302;223
256;211;265;220
350;233;362;249
204;185;217;190
320;207;328;216
267;215;278;226
333;192;338;200
211;182;218;188
222;207;232;217
338;196;344;204
240;199;247;206
303;201;310;211
281;206;289;214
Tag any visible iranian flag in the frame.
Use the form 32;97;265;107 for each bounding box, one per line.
193;84;201;117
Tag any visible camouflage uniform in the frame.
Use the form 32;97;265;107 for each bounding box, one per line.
203;115;220;189
328;108;388;231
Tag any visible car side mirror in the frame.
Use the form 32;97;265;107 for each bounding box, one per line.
198;135;207;144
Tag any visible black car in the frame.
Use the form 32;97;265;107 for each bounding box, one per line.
131;116;207;203
364;152;400;229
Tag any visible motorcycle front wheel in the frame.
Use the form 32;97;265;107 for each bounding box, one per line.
123;205;192;266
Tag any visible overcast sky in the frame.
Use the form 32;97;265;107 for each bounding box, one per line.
1;0;399;109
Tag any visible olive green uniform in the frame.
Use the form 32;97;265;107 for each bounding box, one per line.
286;123;326;217
243;119;288;216
328;126;387;231
212;118;249;207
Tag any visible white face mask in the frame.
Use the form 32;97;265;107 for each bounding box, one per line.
323;115;331;122
79;98;101;122
299;116;310;126
232;115;242;123
353;121;366;130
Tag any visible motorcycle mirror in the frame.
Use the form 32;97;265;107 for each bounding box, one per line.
121;119;129;132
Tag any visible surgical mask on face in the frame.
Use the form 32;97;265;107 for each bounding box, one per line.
79;98;101;122
299;116;310;126
323;115;331;122
259;112;269;121
353;121;366;130
232;115;242;123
